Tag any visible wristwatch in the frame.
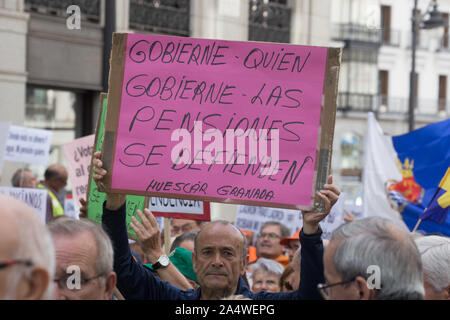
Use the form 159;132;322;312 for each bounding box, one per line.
152;254;170;271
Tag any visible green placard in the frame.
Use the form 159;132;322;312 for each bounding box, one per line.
87;94;146;239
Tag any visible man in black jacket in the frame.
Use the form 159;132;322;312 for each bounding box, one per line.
93;151;340;300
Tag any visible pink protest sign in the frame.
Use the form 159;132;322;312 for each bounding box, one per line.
103;33;340;210
63;134;94;208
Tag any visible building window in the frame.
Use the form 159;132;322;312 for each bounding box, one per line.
378;70;389;109
342;46;378;64
24;0;100;23
129;0;190;36
442;13;449;49
340;132;363;217
25;86;83;165
340;132;361;170
248;0;291;43
381;5;391;44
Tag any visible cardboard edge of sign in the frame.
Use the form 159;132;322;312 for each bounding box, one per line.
311;47;342;212
102;33;128;190
102;33;342;212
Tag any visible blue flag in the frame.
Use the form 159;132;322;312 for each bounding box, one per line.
419;167;450;224
389;119;450;235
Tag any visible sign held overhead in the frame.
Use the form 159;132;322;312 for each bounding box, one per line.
102;33;341;211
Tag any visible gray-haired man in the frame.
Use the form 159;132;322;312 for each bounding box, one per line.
48;219;117;300
321;217;424;300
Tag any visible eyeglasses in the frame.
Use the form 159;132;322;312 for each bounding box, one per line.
0;260;33;270
317;278;356;299
258;232;281;239
53;273;105;291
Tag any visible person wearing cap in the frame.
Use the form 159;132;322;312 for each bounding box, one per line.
168;247;199;289
280;229;301;262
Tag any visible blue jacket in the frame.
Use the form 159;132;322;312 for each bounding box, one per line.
102;203;325;300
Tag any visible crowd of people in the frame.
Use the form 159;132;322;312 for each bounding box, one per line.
0;151;449;300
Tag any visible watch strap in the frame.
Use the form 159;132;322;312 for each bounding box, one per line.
152;261;163;271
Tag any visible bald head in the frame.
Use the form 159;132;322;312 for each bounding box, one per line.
194;221;247;261
192;220;248;299
44;164;68;193
0;194;54;300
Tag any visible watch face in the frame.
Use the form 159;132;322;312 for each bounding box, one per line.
159;255;170;266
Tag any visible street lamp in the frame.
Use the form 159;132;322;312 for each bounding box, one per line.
409;0;445;132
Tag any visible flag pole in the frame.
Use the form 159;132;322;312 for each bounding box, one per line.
412;218;422;233
412;174;445;233
164;217;171;254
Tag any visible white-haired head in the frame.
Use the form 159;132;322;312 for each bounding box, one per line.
251;258;284;278
0;194;54;300
414;235;450;296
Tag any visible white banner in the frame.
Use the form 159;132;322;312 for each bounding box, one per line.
0;187;47;223
149;197;204;215
0;121;11;173
235;193;347;240
235;206;302;237
4;125;52;165
64;195;79;220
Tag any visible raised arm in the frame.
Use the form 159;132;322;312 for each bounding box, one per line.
130;208;194;291
297;175;339;300
250;175;340;300
92;152;187;300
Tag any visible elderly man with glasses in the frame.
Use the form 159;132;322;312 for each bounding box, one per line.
320;217;424;300
48;218;117;300
0;194;54;300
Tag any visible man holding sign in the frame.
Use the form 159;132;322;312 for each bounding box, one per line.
93;151;340;300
